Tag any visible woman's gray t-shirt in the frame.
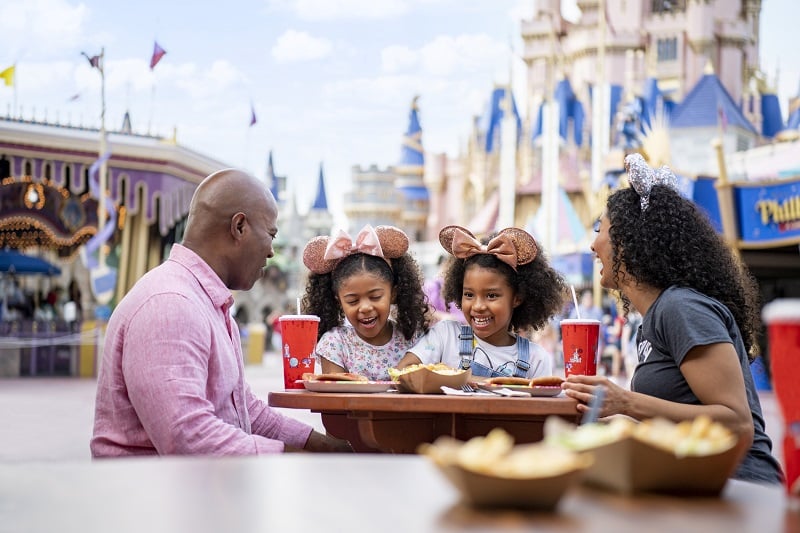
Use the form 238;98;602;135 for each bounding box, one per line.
631;286;783;484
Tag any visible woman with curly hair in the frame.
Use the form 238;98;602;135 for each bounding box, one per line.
397;225;566;379
562;153;783;485
301;225;431;381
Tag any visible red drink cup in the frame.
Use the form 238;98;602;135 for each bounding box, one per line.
762;299;800;494
560;319;601;377
278;315;320;390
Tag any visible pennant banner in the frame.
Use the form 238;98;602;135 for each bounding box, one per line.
150;41;166;70
249;104;257;127
81;52;102;71
0;65;14;87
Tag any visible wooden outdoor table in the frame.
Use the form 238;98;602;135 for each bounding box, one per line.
1;455;796;533
269;390;581;453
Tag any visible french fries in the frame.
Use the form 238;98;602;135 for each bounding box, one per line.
419;428;591;479
544;414;737;457
635;416;736;457
387;363;463;380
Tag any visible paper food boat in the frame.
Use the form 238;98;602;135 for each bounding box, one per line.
421;434;593;510
545;418;741;496
393;366;471;394
434;460;589;510
578;435;741;495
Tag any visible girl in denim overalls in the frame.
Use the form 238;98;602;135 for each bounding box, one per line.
398;225;567;379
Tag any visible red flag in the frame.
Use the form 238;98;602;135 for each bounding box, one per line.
249;104;257;127
81;51;102;70
150;41;166;70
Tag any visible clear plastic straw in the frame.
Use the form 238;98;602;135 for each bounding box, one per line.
296;297;301;315
571;285;581;319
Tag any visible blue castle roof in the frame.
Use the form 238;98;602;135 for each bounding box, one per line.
670;73;757;134
533;78;591;147
311;163;328;210
761;93;784;138
480;86;522;153
266;150;280;202
398;96;424;169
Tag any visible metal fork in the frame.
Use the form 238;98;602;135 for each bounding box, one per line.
461;383;477;393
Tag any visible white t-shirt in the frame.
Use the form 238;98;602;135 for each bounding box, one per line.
407;320;553;379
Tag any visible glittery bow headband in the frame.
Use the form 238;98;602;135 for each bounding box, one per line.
438;225;538;271
302;224;409;275
624;152;677;211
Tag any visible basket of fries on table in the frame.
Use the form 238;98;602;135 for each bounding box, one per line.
387;363;471;394
419;414;741;510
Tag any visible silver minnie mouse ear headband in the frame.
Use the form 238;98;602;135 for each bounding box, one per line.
624;153;677;211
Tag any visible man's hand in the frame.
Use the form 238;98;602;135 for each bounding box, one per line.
302;430;354;453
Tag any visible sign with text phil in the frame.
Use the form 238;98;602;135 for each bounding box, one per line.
734;178;800;245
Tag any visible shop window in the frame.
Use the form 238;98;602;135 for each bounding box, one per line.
657;37;678;62
652;0;685;13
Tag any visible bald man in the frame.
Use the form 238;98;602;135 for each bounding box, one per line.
91;169;352;456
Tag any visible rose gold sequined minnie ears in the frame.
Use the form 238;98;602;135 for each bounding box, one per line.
302;224;409;275
438;225;538;271
625;153;677;211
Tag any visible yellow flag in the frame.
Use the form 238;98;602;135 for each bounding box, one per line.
0;65;14;87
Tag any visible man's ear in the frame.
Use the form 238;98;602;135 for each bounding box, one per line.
231;212;246;240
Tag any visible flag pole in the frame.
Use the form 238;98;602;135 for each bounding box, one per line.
13;63;17;118
98;47;108;268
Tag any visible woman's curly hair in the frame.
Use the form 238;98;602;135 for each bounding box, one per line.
302;252;432;341
606;185;761;359
440;241;567;333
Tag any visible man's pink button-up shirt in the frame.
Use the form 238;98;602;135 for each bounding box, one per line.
91;244;312;457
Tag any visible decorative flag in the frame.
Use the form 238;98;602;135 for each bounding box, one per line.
150;41;167;70
717;102;728;132
249;104;257;127
81;51;102;71
0;65;14;87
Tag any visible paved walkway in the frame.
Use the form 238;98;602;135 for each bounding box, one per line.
0;353;785;469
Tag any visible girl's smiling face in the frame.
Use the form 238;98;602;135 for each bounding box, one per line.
460;265;520;347
591;214;619;290
336;271;395;346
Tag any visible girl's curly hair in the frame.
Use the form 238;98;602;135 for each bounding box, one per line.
441;241;567;333
606;185;761;359
302;252;432;341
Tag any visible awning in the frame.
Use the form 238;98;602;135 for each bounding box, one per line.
0;249;61;275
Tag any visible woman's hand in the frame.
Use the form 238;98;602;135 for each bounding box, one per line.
561;375;630;418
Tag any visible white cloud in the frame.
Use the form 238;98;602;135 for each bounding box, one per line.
381;45;418;73
272;30;333;63
0;0;90;59
419;34;509;77
269;0;409;20
171;60;246;99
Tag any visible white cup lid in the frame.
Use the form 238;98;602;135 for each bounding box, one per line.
762;299;800;324
279;315;320;322
560;318;601;325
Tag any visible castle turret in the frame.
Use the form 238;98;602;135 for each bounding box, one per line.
304;162;333;237
395;96;429;241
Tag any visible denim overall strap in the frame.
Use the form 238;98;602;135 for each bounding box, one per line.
458;325;473;371
513;335;531;378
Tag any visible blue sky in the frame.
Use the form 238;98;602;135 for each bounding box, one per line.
0;0;794;227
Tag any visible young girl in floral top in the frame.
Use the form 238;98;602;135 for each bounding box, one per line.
301;224;432;381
